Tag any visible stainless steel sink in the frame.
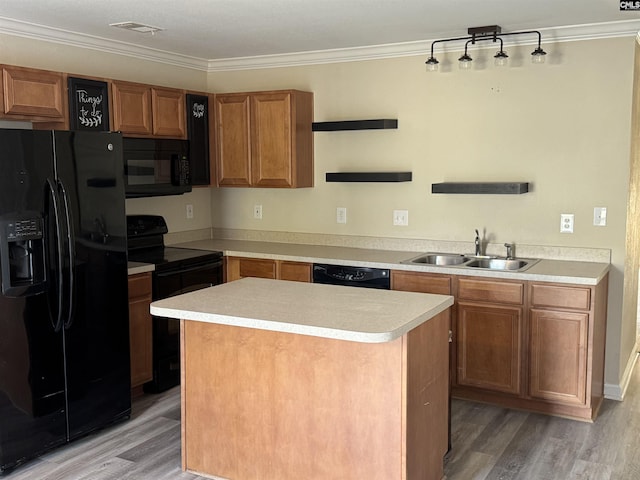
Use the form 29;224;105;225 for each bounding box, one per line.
404;253;469;266
465;258;531;271
402;252;540;272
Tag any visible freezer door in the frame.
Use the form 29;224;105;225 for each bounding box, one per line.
0;130;67;473
53;131;131;439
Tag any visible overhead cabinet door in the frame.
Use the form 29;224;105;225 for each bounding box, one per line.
215;94;252;186
251;92;293;187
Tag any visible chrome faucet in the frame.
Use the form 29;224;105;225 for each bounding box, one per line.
475;229;481;256
504;243;515;259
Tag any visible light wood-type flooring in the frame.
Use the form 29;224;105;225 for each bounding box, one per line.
3;355;640;480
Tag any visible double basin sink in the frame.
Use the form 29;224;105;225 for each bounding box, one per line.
402;253;540;272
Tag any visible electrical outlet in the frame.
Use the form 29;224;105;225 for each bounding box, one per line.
336;207;347;224
253;204;263;220
560;213;574;233
593;207;607;226
393;210;409;226
186;204;194;219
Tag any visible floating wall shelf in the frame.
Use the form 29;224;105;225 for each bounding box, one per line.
326;172;412;183
431;182;530;194
312;119;398;131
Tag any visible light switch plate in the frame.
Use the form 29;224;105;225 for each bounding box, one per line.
593;207;607;226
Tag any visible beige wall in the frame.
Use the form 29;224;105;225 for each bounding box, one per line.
0;32;636;391
207;37;636;390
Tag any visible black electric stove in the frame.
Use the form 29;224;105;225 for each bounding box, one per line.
127;215;223;392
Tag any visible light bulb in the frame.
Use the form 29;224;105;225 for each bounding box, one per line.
425;57;439;72
531;47;547;64
494;50;509;67
458;53;472;70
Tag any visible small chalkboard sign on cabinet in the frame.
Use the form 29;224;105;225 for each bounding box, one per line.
68;77;110;131
186;94;210;185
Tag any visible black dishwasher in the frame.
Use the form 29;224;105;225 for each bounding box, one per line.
312;263;390;289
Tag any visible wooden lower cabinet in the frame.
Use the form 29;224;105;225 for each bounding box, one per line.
456;302;522;395
225;256;311;282
529;308;588;405
128;273;153;392
392;271;607;421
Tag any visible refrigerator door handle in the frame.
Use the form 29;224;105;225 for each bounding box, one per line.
58;180;75;330
46;178;65;333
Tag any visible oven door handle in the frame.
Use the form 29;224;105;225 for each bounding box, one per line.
154;261;223;277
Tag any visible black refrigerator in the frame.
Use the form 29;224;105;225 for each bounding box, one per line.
0;129;131;473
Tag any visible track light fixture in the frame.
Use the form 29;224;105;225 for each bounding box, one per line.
425;25;546;72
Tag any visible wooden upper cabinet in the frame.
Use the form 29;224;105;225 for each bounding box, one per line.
111;81;152;135
152;87;186;137
111;81;185;138
215;89;313;188
0;65;66;120
215;94;252;186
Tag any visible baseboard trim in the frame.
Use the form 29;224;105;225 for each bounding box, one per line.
604;347;639;401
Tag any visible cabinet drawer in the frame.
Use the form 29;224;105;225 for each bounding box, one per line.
530;284;591;310
278;261;311;282
128;273;152;299
239;258;277;279
458;278;523;305
391;271;451;295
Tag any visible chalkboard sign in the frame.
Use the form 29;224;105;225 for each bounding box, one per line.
68;77;110;131
186;94;210;185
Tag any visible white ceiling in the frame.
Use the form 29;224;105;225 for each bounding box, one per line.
0;0;639;70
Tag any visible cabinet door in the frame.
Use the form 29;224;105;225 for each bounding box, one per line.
215;94;252;186
112;82;152;135
128;274;153;388
456;302;522;395
529;309;588;405
152;87;186;138
250;92;293;187
1;66;65;119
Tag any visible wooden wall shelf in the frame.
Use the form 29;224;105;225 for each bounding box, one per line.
326;172;412;183
431;182;530;194
312;119;398;131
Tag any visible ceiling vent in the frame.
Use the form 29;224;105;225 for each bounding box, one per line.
109;22;164;34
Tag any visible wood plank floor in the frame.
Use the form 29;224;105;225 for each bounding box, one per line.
4;354;640;479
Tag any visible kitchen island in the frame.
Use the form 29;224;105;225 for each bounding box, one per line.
151;277;454;480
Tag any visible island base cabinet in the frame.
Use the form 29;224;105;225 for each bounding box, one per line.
180;310;450;480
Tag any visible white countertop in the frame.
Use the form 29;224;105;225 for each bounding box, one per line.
150;277;454;343
173;239;610;285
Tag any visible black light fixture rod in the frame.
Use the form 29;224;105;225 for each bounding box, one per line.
495;30;543;48
429;35;474;58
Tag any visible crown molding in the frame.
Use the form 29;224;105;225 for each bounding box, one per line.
0;16;639;73
0;17;209;71
206;20;640;71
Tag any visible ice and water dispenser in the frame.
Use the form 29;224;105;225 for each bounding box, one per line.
0;213;46;297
